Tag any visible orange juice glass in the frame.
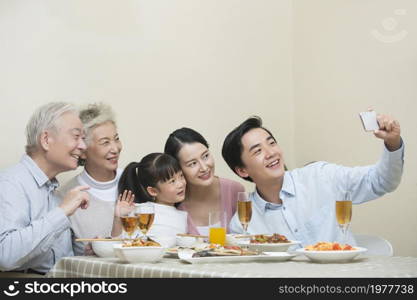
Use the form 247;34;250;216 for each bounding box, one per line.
209;227;226;245
208;211;226;246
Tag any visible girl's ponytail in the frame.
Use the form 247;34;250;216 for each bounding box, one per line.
117;161;141;202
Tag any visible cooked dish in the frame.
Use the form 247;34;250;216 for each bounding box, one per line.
122;238;161;247
250;233;289;244
305;242;356;251
202;245;258;257
168;243;258;257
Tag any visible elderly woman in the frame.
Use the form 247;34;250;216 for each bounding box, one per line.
60;103;133;255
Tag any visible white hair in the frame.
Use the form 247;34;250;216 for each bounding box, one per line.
79;103;116;145
25;102;78;155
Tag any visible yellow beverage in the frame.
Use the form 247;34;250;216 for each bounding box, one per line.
209;227;226;246
137;213;155;234
121;216;139;237
238;201;252;229
336;201;352;225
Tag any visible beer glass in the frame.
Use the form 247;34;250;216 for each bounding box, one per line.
336;199;352;244
237;192;252;235
136;202;155;240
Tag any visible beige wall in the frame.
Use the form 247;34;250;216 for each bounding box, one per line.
0;0;294;189
1;0;415;256
293;0;417;256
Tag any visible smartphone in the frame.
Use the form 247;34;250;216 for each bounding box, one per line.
359;111;379;131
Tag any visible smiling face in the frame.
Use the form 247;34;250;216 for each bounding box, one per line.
177;142;215;187
43;111;87;173
236;128;285;184
147;171;187;206
83;121;122;175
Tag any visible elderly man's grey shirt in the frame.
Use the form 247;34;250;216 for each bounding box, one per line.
0;155;73;273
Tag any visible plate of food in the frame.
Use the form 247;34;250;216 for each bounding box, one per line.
114;238;165;263
177;244;296;264
165;242;212;258
295;242;367;263
236;234;300;252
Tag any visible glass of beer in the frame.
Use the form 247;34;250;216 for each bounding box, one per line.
209;211;226;246
119;209;139;240
136;202;155;240
237;192;252;234
336;198;352;244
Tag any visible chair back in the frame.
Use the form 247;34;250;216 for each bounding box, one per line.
354;233;393;256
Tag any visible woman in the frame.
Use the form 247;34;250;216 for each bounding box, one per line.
164;127;245;236
60;103;130;254
112;153;187;247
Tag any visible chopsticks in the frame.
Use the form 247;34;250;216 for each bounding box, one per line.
176;234;208;238
75;238;125;242
176;234;255;239
234;235;256;239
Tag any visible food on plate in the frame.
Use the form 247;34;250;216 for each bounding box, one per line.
122;238;161;247
305;242;356;251
166;242;211;254
204;245;258;257
250;233;289;244
167;243;258;257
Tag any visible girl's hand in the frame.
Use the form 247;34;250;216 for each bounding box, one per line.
115;190;135;217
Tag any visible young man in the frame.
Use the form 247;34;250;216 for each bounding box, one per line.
0;102;90;275
222;113;403;246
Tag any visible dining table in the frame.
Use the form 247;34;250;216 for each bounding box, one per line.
46;254;417;278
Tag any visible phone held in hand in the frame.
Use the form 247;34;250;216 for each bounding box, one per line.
359;111;379;132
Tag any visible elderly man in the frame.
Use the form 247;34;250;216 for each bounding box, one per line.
222;112;403;247
0;102;90;275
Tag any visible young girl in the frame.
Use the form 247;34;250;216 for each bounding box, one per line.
111;153;187;247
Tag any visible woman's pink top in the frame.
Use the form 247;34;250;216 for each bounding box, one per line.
178;177;245;234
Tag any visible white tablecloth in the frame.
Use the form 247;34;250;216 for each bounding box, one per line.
46;255;417;278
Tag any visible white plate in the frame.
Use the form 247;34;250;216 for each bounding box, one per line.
295;247;367;263
164;243;212;258
179;252;296;264
236;240;301;252
164;249;179;258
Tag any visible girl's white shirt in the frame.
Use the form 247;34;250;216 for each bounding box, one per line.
144;202;188;247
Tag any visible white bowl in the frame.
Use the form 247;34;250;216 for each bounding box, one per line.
226;234;248;246
150;235;177;248
113;244;165;263
91;240;123;258
237;240;301;252
176;236;197;247
296;247;368;263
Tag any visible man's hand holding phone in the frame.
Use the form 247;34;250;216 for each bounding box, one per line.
359;109;401;151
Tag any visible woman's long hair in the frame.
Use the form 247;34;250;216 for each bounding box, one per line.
164;127;209;160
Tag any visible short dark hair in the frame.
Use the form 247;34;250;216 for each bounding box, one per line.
221;116;276;182
164;127;209;160
118;153;182;204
